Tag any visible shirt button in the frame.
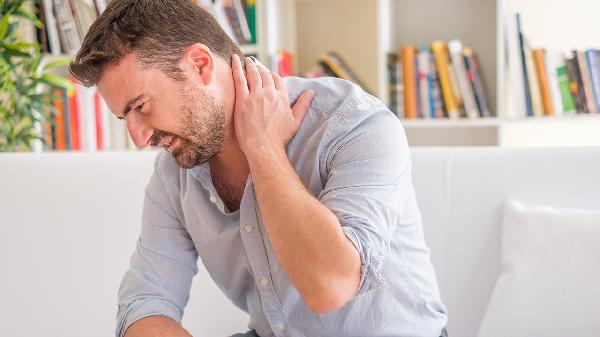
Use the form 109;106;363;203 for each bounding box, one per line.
260;277;269;286
209;195;217;203
244;224;253;233
276;322;285;332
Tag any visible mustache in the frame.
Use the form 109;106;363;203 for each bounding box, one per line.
148;130;175;147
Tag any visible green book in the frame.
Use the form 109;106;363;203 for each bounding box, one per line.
245;0;256;44
557;66;576;113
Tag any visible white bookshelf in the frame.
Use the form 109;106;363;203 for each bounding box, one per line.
284;0;600;147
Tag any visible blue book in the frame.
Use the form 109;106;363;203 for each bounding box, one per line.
516;14;534;117
585;50;600;112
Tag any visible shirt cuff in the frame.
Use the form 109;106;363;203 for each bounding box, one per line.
116;298;183;337
342;226;387;296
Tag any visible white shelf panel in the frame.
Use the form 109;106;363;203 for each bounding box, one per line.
401;117;500;128
240;44;260;55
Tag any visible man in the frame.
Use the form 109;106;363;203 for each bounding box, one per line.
69;0;448;336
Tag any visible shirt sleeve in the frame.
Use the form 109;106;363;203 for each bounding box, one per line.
116;153;198;337
318;109;413;297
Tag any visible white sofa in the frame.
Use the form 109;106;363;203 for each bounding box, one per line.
1;147;599;337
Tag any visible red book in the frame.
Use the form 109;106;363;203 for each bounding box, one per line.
94;91;104;150
68;78;81;150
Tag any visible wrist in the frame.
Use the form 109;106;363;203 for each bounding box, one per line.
244;141;287;168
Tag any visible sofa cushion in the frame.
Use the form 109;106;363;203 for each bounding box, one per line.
478;199;600;337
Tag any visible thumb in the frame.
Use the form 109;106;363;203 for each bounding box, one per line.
291;90;315;126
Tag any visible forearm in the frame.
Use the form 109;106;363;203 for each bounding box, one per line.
247;146;361;312
123;316;192;337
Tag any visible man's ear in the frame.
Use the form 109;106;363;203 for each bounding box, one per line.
181;43;215;86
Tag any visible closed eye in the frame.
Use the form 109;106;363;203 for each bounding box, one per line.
116;102;144;120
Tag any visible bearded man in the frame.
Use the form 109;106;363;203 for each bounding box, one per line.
69;1;448;336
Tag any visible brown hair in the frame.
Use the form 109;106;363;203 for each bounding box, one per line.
69;0;242;87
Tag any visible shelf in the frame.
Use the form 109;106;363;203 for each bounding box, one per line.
401;117;500;128
239;44;260;55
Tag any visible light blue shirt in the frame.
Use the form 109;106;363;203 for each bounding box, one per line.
116;76;447;337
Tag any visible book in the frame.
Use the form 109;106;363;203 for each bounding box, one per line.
532;49;554;116
566;56;587;113
545;51;567;115
448;39;479;119
401;46;418;119
43;0;62;55
319;52;373;94
556;65;576;114
417;45;432;119
586;49;600;112
431;41;459;119
464;47;491;117
68;78;82;150
516;13;534;117
94;92;104;150
245;0;256;44
53;88;67;150
387;53;400;116
429;52;444;118
52;0;82;55
524;42;543;117
576;50;597;113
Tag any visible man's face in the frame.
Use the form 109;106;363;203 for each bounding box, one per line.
97;53;226;169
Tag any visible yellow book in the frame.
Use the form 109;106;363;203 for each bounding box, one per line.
432;41;459;118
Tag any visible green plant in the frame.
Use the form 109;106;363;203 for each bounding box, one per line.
1;0;70;152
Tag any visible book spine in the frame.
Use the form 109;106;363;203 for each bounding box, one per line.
586;50;600;112
68;78;81;150
401;46;418;119
42;0;62;55
245;0;256;44
577;50;597;113
429;53;444;118
53;88;67;150
524;44;543;117
396;56;405;119
417;46;431;119
61;88;72;150
464;48;491;117
545;51;566;115
94;92;104;150
516;14;534;117
52;0;82;54
448;39;479;118
532;49;554;116
431;41;459;118
387;53;399;116
557;65;576;114
566;57;586;113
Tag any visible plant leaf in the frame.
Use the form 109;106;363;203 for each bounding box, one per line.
14;7;42;28
0;14;9;40
43;57;71;71
39;73;71;88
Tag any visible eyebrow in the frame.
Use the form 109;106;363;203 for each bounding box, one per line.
121;94;145;117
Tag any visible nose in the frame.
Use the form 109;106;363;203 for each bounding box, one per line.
125;113;154;148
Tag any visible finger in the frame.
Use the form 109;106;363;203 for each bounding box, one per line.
244;56;262;92
254;58;274;89
231;54;248;95
272;71;285;93
291;90;315;126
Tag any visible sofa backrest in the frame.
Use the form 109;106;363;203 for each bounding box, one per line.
1;148;599;337
411;147;600;337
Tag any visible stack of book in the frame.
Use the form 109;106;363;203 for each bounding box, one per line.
505;13;600;117
41;79;132;151
388;40;491;120
35;0;257;56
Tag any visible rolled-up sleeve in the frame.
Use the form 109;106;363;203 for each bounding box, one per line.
116;154;198;337
318;109;412;297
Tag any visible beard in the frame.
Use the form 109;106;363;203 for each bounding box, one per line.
151;84;226;169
